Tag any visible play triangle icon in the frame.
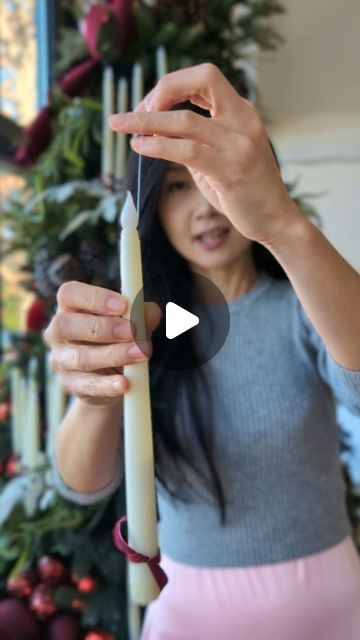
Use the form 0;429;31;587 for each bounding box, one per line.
165;302;199;339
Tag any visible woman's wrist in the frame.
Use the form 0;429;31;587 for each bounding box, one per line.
261;200;313;258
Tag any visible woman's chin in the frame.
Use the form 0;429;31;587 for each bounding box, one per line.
189;255;235;274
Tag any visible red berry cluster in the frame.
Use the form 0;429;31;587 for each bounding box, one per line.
3;555;114;639
6;556;71;619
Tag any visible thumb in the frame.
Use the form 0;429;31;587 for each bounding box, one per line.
144;301;163;336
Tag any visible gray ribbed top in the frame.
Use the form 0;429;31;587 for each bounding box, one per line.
52;272;360;567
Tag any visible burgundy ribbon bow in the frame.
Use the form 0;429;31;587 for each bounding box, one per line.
113;516;168;592
15;0;134;166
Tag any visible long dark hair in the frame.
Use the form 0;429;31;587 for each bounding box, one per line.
125;104;288;524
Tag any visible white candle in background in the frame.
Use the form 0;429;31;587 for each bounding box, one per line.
102;66;115;186
47;375;67;458
24;358;40;470
10;367;22;456
114;77;129;187
131;63;143;111
45;351;54;456
18;374;27;467
156;46;167;79
120;191;160;604
53;373;67;440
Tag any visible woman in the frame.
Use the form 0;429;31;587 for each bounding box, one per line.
48;64;360;639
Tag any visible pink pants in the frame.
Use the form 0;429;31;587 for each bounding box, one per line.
141;536;360;640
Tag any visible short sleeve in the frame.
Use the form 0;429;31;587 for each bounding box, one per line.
50;446;123;506
296;296;360;414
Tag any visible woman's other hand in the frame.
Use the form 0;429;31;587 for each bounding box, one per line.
43;281;162;408
109;63;299;246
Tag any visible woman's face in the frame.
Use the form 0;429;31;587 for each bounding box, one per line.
158;163;253;272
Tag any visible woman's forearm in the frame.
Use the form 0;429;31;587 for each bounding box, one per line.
54;397;123;493
265;201;360;369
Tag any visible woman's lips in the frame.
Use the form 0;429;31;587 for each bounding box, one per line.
194;228;230;250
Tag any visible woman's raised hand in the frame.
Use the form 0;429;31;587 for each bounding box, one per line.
109;63;300;247
43;281;162;408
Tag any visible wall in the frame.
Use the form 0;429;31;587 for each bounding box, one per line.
257;0;360;116
257;0;360;270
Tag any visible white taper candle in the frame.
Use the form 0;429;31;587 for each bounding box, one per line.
114;77;128;187
46;352;67;457
45;351;54;456
102;66;115;186
120;191;160;604
24;357;41;470
156;46;167;80
131;63;144;111
18;374;27;466
52;373;67;441
10;366;22;456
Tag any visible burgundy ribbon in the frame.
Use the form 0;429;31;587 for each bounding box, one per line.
15;0;134;166
113;515;168;591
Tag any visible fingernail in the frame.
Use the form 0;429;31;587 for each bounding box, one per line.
134;100;145;112
128;342;149;359
130;136;143;151
109;113;126;128
112;379;123;391
114;322;133;339
107;296;126;313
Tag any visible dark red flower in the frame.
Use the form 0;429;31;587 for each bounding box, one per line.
83;4;115;60
83;0;134;61
15;0;135;166
26;298;48;332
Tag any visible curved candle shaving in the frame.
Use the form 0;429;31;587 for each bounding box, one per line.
120;191;139;229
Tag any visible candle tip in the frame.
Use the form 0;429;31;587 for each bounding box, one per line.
120;191;139;229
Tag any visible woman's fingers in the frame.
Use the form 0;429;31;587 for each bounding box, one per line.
56;280;127;315
45;311;134;346
134;63;239;117
43;280;163;405
130;134;224;176
44;298;162;348
51;339;152;374
110;110;224;148
59;370;130;399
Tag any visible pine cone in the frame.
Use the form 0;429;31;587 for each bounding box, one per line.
33;248;56;300
47;254;85;289
33;248;86;302
77;239;107;283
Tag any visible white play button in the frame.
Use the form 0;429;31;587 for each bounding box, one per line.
128;269;230;369
165;302;199;339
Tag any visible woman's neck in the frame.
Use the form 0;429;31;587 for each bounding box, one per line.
190;254;260;304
